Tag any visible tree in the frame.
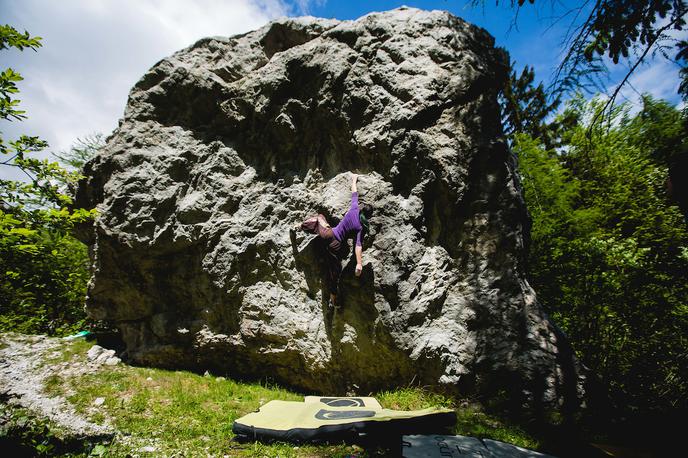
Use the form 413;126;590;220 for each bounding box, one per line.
0;25;42;121
1;25;93;227
52;133;105;171
499;62;585;150
500;63;560;145
479;1;688;118
0;24;95;335
513;95;688;428
677;39;688;101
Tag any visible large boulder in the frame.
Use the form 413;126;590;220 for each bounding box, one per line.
75;7;582;411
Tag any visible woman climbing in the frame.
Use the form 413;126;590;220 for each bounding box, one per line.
295;173;371;308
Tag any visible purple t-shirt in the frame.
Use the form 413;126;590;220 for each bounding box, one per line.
333;192;363;247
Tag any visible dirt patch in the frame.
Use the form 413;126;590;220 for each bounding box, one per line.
0;333;114;440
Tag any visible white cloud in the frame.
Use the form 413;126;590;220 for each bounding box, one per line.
293;0;326;15
623;59;682;102
600;14;687;109
603;51;685;114
0;0;295;181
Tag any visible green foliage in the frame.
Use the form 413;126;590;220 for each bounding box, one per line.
0;24;96;336
629;95;687;166
0;405;57;456
455;403;540;451
554;0;687;97
0;25;41;122
678;40;688;101
0;25;42;51
582;1;685;64
514;95;688;417
0;213;91;335
376;386;454;410
53;134;105;171
0;403;105;457
500;63;560;147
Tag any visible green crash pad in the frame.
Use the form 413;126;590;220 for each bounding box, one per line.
232;399;456;443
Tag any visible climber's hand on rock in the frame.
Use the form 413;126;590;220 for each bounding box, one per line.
355;263;362;277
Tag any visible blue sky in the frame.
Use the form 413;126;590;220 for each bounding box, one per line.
1;0;684;181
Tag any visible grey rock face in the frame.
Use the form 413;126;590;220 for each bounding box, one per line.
87;345;121;366
76;7;582;410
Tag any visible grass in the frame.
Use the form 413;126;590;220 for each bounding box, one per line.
376;387;454;411
45;360;366;456
75;368;306;455
455;404;540;450
44;338;93;365
36;339;541;457
376;387;540;450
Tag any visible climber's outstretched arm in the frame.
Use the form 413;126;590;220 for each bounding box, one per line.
351;173;359;209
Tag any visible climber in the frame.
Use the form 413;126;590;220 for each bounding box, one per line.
293;173;371;308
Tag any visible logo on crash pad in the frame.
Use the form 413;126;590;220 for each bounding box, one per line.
319;397;366;407
315;409;376;420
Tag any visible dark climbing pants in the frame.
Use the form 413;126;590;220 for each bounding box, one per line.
300;214;345;295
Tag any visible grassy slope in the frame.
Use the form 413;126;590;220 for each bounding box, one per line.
39;338;540;457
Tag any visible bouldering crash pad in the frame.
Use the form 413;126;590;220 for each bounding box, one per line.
401;434;557;457
232;399;455;443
